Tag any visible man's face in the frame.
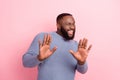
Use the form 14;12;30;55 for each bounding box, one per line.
59;16;76;40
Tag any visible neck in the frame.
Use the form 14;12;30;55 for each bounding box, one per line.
56;30;63;37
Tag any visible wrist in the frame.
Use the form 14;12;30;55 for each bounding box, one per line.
37;55;44;61
78;61;86;65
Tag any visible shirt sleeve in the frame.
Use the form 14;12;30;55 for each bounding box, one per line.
76;61;88;74
22;33;45;68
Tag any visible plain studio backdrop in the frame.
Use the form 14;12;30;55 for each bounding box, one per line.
0;0;120;80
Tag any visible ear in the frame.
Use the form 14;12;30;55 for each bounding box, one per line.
56;23;61;30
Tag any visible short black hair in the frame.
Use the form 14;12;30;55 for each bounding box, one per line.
56;13;72;24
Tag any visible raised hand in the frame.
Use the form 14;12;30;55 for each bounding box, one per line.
69;38;92;65
37;34;57;61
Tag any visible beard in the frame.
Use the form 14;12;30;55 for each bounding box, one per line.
60;26;75;40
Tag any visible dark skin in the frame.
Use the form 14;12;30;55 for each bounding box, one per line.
37;16;92;65
56;16;76;38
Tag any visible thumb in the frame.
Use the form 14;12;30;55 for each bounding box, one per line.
69;50;75;56
51;46;57;54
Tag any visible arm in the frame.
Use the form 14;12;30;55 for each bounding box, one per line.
69;38;92;74
76;61;88;74
22;33;44;68
22;33;57;68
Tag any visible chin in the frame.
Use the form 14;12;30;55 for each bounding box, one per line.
66;36;74;40
68;35;73;38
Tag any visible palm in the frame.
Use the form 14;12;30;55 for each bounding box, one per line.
38;34;57;61
39;45;51;60
70;38;92;64
74;48;88;63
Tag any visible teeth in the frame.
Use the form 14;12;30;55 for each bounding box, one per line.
68;30;73;35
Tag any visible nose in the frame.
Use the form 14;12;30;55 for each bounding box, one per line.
70;24;75;29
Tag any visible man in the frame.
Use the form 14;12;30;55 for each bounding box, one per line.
22;13;92;80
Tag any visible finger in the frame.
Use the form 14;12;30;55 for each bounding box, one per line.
51;46;57;54
81;38;86;48
87;44;92;53
48;34;52;45
69;50;79;59
38;40;42;48
78;39;82;48
46;34;49;45
84;38;88;49
69;50;75;56
43;34;47;46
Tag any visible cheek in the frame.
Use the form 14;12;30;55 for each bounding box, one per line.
63;26;69;31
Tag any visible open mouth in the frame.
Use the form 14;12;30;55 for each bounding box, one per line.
67;30;73;36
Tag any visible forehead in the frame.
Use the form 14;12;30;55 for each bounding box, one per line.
62;16;75;23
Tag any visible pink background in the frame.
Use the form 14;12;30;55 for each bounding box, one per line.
0;0;120;80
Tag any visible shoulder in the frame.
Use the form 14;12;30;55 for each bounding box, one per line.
34;32;54;39
72;40;78;44
36;32;46;36
33;32;46;41
35;32;48;38
36;32;54;36
71;40;78;46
